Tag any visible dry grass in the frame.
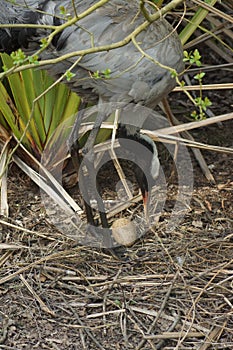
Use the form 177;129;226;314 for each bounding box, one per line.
0;0;233;349
0;141;232;349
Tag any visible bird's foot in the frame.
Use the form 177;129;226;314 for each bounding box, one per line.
87;224;113;248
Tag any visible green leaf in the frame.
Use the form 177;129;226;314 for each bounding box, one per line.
10;49;26;65
194;72;205;80
0;53;80;157
65;70;76;81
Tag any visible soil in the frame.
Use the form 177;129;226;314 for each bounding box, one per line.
0;20;233;350
1;104;232;350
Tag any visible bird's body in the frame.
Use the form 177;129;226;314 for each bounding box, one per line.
0;0;184;108
0;0;184;231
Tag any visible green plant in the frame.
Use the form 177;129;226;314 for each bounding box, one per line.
0;53;81;158
183;49;212;120
93;68;112;79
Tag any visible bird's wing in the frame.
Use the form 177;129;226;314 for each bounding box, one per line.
0;0;184;106
41;1;184;106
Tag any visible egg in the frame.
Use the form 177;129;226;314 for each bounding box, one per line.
111;218;137;246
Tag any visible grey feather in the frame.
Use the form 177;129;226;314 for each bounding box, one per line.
0;0;184;193
0;0;184;108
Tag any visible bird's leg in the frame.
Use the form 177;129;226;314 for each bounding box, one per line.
68;102;97;226
69;103;109;231
80;107;109;228
82;154;109;228
80;152;112;247
69;144;96;226
71;142;110;246
68;101;88;148
82;109;107;154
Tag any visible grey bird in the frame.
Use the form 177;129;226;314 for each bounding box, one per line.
0;0;184;228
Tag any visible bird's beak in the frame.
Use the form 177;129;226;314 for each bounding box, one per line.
142;190;150;223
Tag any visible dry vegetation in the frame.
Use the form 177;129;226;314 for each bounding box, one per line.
0;1;233;349
0;133;232;349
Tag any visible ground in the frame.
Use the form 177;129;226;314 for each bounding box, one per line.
0;25;233;350
0;112;232;349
